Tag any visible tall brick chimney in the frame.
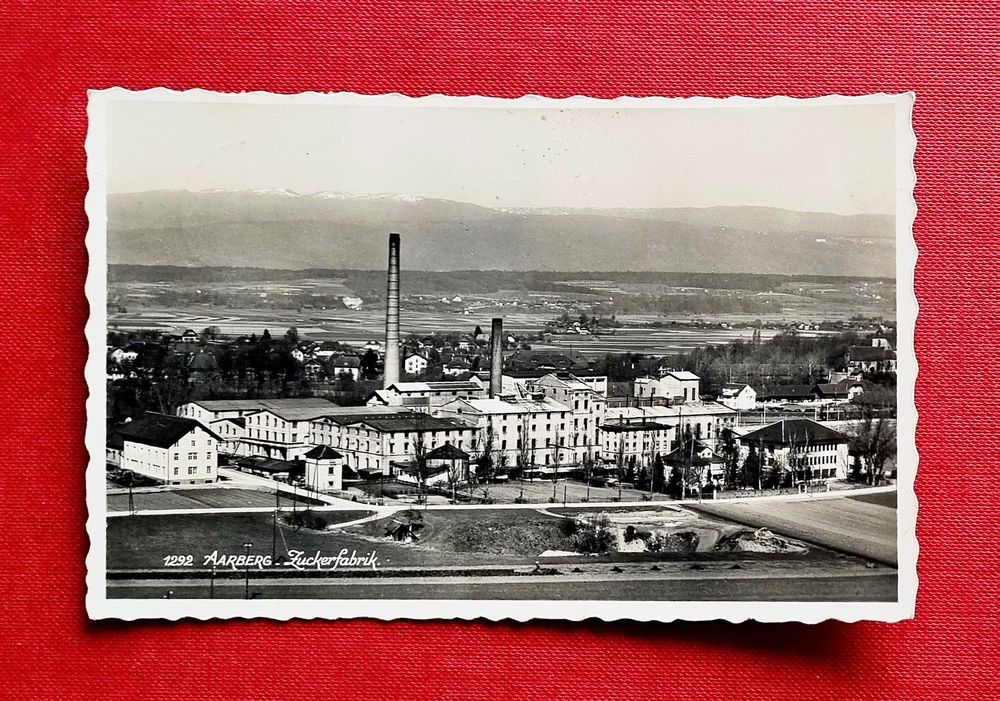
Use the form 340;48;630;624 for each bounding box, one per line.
383;233;401;388
490;317;504;397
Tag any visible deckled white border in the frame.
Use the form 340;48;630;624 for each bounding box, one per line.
85;89;918;623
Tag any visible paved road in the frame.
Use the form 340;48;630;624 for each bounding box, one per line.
690;496;897;566
109;570;897;602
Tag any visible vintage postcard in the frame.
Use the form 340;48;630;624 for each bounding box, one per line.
85;89;917;622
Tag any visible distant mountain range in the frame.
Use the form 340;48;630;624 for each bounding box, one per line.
107;190;896;276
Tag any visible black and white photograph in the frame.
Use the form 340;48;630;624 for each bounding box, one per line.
85;90;917;622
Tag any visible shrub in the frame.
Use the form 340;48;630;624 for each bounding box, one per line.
558;518;579;537
573;515;616;554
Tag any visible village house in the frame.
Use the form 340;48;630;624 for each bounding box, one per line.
846;342;898;375
110;413;221;485
633;370;701;403
395;442;472;488
328;355;361;380
718;383;757;411
663;439;726;486
442;358;472;377
404;353;429;376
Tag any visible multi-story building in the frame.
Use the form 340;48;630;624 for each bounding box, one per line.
671;401;737;447
530;373;607;462
599;406;676;468
112;412;220;485
331;413;478;476
736;418;849;480
176;397;336;425
241;402;343;461
434;395;572;469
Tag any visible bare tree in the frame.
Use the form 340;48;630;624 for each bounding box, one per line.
850;402;896;485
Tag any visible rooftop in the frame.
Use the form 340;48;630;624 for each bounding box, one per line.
426;443;471;461
304;445;343;460
190;397;335;412
113;413;219;449
741;419;849;445
347;414;475;433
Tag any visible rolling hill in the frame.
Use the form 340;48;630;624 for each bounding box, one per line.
106;190;895;276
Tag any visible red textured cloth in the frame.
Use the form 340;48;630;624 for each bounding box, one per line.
2;2;997;699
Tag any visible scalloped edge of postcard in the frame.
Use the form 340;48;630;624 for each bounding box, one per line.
84;89;918;623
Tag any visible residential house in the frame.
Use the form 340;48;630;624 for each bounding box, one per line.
328;356;361;380
846;344;898;375
663;439;726;485
633;370;701;403
404;353;429;376
442;358;472;377
718;383;757;411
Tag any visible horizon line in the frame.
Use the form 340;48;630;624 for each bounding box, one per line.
106;188;897;218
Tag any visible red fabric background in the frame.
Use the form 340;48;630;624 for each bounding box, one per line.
2;2;997;699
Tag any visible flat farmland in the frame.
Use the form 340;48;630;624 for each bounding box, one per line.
108;305;797;354
690;492;898;566
107;487;290;513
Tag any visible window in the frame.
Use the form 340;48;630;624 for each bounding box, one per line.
188;466;197;475
173;467;179;475
206;453;211;460
328;466;335;475
188;452;197;460
173;453;179;461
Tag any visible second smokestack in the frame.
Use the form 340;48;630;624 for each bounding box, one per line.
490;317;503;398
383;233;401;388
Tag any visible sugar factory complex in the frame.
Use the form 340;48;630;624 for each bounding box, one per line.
107;233;888;502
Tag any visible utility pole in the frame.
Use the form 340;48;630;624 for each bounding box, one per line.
242;541;253;600
272;484;279;563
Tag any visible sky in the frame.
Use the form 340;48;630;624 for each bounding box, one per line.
106;97;897;215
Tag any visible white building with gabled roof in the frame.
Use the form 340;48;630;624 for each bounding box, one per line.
633;370;701;403
366;378;487;412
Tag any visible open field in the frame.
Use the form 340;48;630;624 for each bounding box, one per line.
106;487;313;512
109;304;801;354
690;494;898;566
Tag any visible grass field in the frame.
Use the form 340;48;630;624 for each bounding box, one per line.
107;487;313;512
